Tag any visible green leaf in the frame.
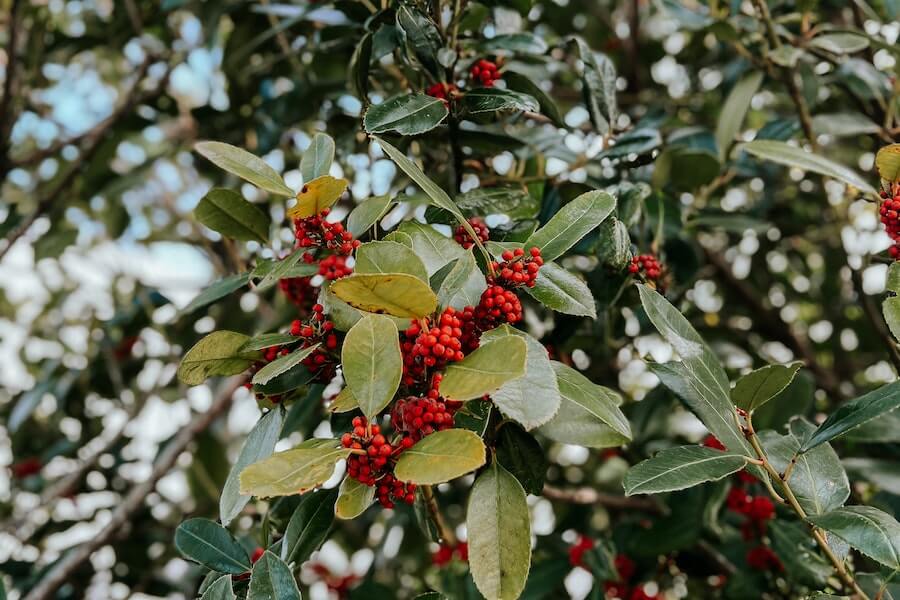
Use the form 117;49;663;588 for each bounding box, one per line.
178;331;256;386
810;32;870;54
808;506;900;570
525;262;596;318
740;140;876;195
394;429;487;484
842;457;900;495
770;521;833;588
437;250;488;310
282;487;337;564
342;315;402;418
248;551;301;600
397;222;467;277
355;240;429;282
759;418;849;516
451;186;541;220
349;32;373;101
715;71;763;159
221;408;284;525
239;333;298;352
623;446;749;496
877;144;900;182
253;249;317;292
732;362;802;412
525;190;616;261
328;386;359;414
440;336;527;401
180;273;250;316
637;285;759;465
812;112;881;137
174;518;251;575
396;4;442;76
252;344;320;385
888;262;900;294
200;575;236;600
239;440;351;497
503;72;565;127
496;423;547;495
467;461;531;600
481;326;560;430
462;88;539;115
195;141;294;197
539;361;632;448
652;147;720;191
800;380;900;452
335;476;375;519
481;32;548;54
595;217;631;270
364;94;449;135
347;195;392;238
301;133;335;182
330;273;438;318
571;37;617;135
195;188;270;243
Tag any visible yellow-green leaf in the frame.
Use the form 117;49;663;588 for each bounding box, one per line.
876;144;900;182
239;441;350;498
195;141;294;197
330;273;437;318
288;175;348;219
335;476;375;519
178;331;256;386
394;429;487;484
440;336;527;401
342;315;402;418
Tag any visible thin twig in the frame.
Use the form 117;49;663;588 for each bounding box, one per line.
422;485;456;546
23;376;246;600
542;484;666;513
0;0;24;180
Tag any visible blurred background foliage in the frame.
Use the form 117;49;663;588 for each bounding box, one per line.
2;0;900;598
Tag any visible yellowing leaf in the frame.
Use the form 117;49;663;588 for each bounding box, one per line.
394;429;487;484
287;175;349;219
876;144;900;183
330;273;437;318
239;440;351;497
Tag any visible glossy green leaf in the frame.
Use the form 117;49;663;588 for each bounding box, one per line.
525;262;596;318
335;476;375;519
252;344;320;385
810;32;870;54
349;32;373;101
253;249;317;292
347;194;392;238
282;487;338;564
732;362;802;411
397;221;467;277
174;518;251;575
239;440;351;497
437;250;487;310
462;88;539;114
330;273;437;318
180;273;250;316
396;4;442;76
200;575;236;600
195;188;270;243
595;217;631;270
221;408;284;525
741;140;876;195
715;71;763;159
355;240;428;282
467;461;531;600
440;336;527;401
481;32;548;54
394;429;487;484
481;326;560;430
195;141;294;197
364;94;448;135
539;361;631;448
342;315;401;418
800;379;900;452
496;423;547;495
624;446;749;495
571;37;617;134
525;190;616;261
503;72;565;127
301;133;335;182
808;506;900;569
178;331;256;386
239;333;298;353
248;551;301;600
453;186;541;220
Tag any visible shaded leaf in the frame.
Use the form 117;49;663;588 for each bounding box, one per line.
715;71;763;159
282;487;338;564
808;506;900;569
221;408;284;525
496;423;547;495
174;518;251;575
800;379;900;452
741;140;876;195
252;344;320;385
301;133;335;182
525;262;596;318
364;94;448;135
525;190;616;261
732;362;802;412
248;551;301;600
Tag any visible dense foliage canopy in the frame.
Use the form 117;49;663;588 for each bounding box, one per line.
3;1;900;599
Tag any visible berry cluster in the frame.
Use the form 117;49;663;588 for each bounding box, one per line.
475;284;524;326
746;545;782;572
489;247;543;288
628;253;664;285
426;82;459;104
318;254;353;280
391;395;456;442
454;217;490;249
880;189;900;259
432;542;468;567
290;304;340;381
401;308;477;387
279;276;316;312
375;473;417;509
11;457;42;479
294;208;360;260
341;416;416;508
568;535;596;567
470;58;501;87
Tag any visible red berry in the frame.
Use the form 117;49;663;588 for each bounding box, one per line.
454;217;490;249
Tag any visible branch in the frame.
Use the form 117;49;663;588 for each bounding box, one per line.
542;484;665;513
22;376;246;600
422;485;457;545
0;0;24;179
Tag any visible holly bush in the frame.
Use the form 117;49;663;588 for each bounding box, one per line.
4;1;900;600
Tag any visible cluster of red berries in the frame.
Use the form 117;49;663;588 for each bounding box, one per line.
432;542;468;567
290;304;340;381
375;473;417;509
470;58;501;87
113;335;139;361
279;276;316;312
879;189;900;259
294;208;360;260
318;254;353;280
401;308;478;387
391;395;456;442
628;254;664;283
475;284;524;326
426;82;459;104
489;247;543;288
568;534;597;567
244;344;292;397
746;545;782;572
454;217;490;249
341;416;416;508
